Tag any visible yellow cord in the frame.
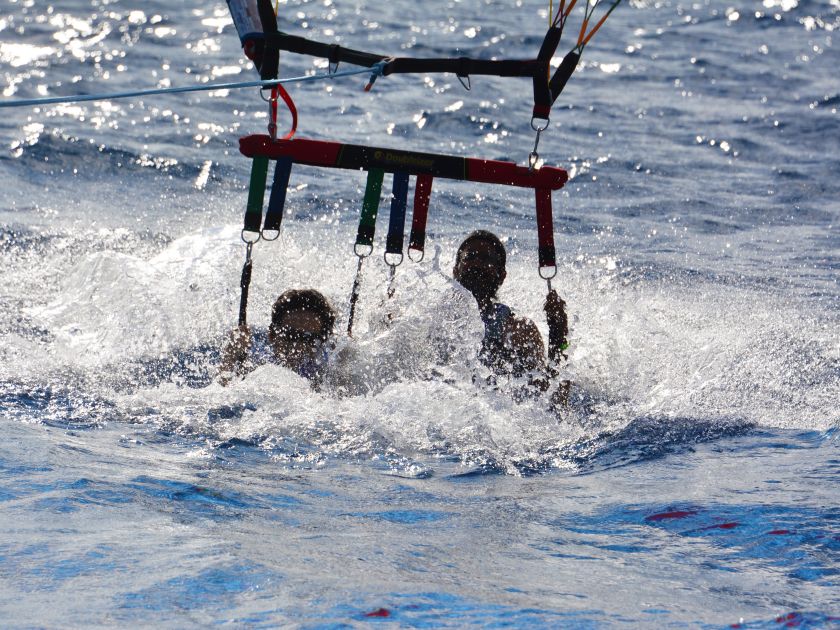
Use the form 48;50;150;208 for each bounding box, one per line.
549;0;553;26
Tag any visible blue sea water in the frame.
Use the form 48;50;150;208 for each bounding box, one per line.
0;0;838;626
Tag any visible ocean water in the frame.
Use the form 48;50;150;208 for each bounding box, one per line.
0;0;838;626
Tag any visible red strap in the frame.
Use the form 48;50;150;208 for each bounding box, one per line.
271;84;298;140
409;175;433;255
532;104;552;119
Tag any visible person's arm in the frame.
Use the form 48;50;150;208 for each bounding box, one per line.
544;290;571;408
218;324;252;385
544;289;569;363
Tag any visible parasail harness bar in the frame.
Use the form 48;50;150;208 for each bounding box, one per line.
236;134;568;331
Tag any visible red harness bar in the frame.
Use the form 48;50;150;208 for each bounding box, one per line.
239;135;568;191
239;134;567;273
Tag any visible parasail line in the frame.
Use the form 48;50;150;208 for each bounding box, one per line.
0;66;376;109
579;0;623;48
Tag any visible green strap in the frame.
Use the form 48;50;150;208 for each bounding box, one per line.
355;168;384;250
244;156;269;234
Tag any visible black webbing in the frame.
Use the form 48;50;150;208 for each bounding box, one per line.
265;32;384;69
263;31;541;78
532;26;563;118
384;57;538;78
547;51;581;106
257;0;280;80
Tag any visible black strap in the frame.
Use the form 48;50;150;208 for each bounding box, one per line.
532;26;562;118
264;32;384;68
384;56;538;78
257;0;280;80
547;51;581;107
263;31;540;78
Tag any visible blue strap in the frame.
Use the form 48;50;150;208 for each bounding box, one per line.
386;171;409;256
263;156;293;234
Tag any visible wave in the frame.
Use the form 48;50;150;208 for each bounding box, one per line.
3;223;835;474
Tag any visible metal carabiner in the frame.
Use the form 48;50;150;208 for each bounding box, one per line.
529;127;544;171
259;86;279;140
528;116;550;171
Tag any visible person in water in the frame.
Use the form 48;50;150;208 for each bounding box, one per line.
453;230;570;401
219;288;337;388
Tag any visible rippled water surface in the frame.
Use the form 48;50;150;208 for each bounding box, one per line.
1;0;838;626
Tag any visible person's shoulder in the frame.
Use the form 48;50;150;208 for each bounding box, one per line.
249;328;273;364
481;301;514;328
495;302;514;320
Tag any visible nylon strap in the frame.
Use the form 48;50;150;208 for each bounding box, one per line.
257;0;280;80
385;171;409;256
262;31;541;78
532;26;562;119
263;156;293;233
409;175;433;256
535;188;557;270
356;168;384;250
244;156;270;234
547;51;580;109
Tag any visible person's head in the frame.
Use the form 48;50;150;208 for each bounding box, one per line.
453;230;507;303
268;289;336;368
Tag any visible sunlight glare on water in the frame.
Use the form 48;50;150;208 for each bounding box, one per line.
0;0;837;626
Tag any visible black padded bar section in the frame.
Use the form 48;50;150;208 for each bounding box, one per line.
532;26;563;115
264;32;540;78
548;51;581;105
256;0;280;80
335;144;467;180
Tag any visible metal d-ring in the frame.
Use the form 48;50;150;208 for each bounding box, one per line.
260;228;280;242
241;229;261;245
539;264;557;281
383;251;404;267
354;243;373;258
407;247;425;263
530;115;550;132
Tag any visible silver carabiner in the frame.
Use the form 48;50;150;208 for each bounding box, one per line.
528;116;550;171
528;126;544;171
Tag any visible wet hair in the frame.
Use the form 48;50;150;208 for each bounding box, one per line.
270;289;336;339
456;230;507;268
